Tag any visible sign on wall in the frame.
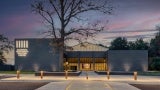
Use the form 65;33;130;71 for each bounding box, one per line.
16;40;29;57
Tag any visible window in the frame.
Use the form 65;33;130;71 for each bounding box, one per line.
16;40;28;48
16;40;29;57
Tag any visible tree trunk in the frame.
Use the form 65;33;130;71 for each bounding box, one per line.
59;46;64;71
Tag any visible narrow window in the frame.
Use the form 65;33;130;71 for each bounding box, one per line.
21;40;23;48
23;40;25;48
26;40;28;48
18;41;21;48
16;41;18;48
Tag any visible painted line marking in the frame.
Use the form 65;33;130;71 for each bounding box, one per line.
105;83;115;90
65;81;73;90
103;81;115;90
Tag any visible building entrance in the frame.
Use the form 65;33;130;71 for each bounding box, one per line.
65;58;107;71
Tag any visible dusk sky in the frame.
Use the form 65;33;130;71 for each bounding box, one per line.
1;0;160;46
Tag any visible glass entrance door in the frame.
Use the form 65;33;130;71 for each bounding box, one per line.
66;57;107;71
95;58;107;71
80;58;93;70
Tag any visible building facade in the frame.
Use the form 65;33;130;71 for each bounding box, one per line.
108;50;148;71
15;39;60;71
15;38;148;72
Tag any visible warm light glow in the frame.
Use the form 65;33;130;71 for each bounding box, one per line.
16;70;20;79
40;71;43;79
16;40;29;48
16;49;29;56
134;71;138;80
83;63;90;69
16;40;29;57
26;40;28;48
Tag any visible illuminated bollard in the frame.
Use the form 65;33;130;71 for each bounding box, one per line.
16;70;20;79
107;71;110;80
40;71;43;79
86;71;88;80
134;71;137;80
65;70;68;79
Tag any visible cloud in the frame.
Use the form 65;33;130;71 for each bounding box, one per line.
0;13;43;40
107;21;133;30
104;30;157;38
91;29;157;46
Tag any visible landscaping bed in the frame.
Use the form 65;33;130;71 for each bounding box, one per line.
138;71;160;76
95;71;134;75
0;71;35;74
35;71;81;76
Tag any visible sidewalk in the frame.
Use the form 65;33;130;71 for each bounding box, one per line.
36;81;71;90
1;73;160;83
35;80;141;90
1;72;160;90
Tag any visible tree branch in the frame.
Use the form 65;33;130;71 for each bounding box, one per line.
49;0;62;20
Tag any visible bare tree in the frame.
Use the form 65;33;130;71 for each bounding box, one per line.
31;0;113;71
0;34;13;64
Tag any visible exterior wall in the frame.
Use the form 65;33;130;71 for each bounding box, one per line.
0;64;14;71
108;50;148;72
66;51;107;58
15;39;60;71
67;42;108;51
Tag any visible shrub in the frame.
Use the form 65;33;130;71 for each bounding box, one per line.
150;57;160;70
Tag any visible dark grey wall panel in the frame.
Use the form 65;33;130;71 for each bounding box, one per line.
79;51;92;57
93;51;106;58
15;39;60;71
66;51;106;58
108;50;148;72
65;51;79;58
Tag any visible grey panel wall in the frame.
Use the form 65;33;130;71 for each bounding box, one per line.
15;39;60;71
108;50;148;72
66;51;106;58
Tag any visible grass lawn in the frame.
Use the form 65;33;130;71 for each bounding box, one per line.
138;71;160;76
0;71;35;74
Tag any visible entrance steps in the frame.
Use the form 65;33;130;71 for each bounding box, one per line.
79;71;99;76
78;71;106;80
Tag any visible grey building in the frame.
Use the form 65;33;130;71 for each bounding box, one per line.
15;38;148;72
108;50;148;71
15;38;60;71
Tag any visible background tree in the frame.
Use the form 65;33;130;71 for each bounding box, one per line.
149;27;160;57
0;34;13;64
148;26;160;70
128;38;149;50
128;41;136;50
149;57;160;71
31;0;113;71
109;37;129;50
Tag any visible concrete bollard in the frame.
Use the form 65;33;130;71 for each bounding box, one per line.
107;71;110;80
65;70;68;79
134;71;137;80
16;70;20;79
40;71;43;79
86;71;88;80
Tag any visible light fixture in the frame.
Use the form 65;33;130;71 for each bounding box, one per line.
16;49;29;57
